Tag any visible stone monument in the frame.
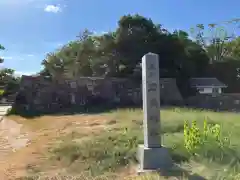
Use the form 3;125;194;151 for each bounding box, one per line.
137;52;172;172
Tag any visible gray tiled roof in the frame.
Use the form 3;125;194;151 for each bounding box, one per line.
190;78;227;87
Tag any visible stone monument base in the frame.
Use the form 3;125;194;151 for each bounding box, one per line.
137;144;173;173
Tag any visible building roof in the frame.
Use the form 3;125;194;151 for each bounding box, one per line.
190;78;227;88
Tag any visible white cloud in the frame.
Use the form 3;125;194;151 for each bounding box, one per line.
0;0;65;8
27;54;34;57
44;4;61;13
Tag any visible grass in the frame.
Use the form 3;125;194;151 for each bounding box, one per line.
0;89;5;95
6;107;240;179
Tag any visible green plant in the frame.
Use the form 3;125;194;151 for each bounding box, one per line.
51;129;140;176
0;89;4;96
184;119;230;155
184;120;202;153
23;108;240;179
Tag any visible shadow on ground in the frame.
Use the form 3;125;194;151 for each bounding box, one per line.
7;101;240;119
7;104;143;118
158;164;206;180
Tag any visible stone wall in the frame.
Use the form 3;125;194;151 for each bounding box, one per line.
14;75;183;113
186;94;240;112
160;78;183;104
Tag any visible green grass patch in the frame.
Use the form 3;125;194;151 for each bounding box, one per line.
51;128;141;176
41;108;240;179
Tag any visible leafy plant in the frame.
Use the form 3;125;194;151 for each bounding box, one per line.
0;89;4;96
184;120;201;153
184;119;230;155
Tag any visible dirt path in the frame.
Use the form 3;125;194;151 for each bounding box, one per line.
0;113;113;179
0;106;31;179
0;118;30;159
0;106;23;153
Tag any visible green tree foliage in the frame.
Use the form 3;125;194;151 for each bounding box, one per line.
41;14;209;82
190;24;234;62
224;37;240;60
196;18;240;93
0;44;20;96
0;44;5;64
0;44;4;50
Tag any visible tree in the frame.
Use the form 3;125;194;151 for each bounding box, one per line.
0;68;14;84
41;52;68;82
0;44;20;97
114;15;198;78
73;31;96;77
190;24;234;62
224;37;240;60
0;44;5;63
0;45;15;83
40;14;209;82
114;14;161;75
90;33;115;76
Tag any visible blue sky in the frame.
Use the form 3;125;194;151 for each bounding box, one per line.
0;0;240;76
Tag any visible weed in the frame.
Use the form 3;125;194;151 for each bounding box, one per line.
10;107;240;179
51;129;140;176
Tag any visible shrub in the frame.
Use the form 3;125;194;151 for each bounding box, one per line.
184;119;230;159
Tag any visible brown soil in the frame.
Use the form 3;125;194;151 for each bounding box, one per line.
0;114;112;179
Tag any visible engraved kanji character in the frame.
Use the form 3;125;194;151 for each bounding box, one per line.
148;63;155;70
149;130;160;137
148;71;155;78
148;83;157;92
149;115;159;123
150;98;159;108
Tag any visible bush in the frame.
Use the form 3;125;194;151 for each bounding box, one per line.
184;119;231;161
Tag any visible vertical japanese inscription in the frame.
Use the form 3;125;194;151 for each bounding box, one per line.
142;53;161;148
147;62;156;70
148;83;157;92
150;98;159;108
149;115;159;123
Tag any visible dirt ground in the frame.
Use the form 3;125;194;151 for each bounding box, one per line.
0;114;113;179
